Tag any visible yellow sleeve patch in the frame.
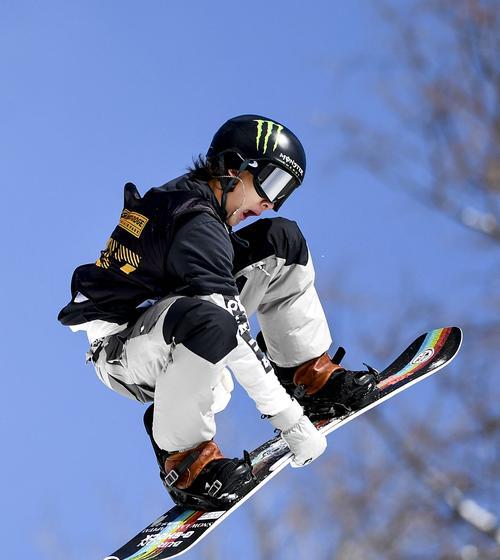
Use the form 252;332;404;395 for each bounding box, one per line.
119;209;149;238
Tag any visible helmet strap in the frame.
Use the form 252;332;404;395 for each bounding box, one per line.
215;156;249;222
217;175;244;222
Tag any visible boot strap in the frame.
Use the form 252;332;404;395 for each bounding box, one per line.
293;353;344;396
164;441;223;490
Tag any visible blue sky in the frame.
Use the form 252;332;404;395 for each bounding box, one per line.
1;1;489;559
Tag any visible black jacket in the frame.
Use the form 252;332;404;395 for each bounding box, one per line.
58;174;239;326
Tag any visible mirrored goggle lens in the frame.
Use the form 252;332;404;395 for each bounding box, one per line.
257;166;298;204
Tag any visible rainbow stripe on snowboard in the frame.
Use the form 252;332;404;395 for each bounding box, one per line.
107;510;206;560
377;327;452;391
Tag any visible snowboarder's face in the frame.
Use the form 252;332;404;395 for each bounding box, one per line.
223;170;275;227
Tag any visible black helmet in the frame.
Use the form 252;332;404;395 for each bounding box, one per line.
207;114;306;211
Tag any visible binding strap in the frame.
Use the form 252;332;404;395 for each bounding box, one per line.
164;441;223;490
293;352;344;396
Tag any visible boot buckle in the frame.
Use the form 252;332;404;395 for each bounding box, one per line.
293;384;306;399
207;480;222;497
164;469;180;488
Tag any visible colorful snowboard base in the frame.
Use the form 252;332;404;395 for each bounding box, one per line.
104;326;462;560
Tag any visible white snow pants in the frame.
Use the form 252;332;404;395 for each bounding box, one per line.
92;218;332;452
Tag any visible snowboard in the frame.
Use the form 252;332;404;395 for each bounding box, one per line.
104;326;462;560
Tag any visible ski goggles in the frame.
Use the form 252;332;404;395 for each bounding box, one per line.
246;162;299;211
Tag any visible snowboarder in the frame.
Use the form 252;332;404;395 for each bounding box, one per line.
59;114;379;510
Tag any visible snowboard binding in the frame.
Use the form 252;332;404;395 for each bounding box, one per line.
143;405;257;510
256;333;381;420
165;451;256;511
295;362;381;420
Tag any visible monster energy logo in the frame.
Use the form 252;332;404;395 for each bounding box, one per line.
254;119;283;154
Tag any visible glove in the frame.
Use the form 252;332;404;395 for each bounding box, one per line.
269;399;327;468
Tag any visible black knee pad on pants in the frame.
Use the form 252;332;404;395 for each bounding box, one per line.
162;298;238;364
233;217;309;273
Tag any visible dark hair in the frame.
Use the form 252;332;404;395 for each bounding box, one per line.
187;152;245;181
187;154;219;181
